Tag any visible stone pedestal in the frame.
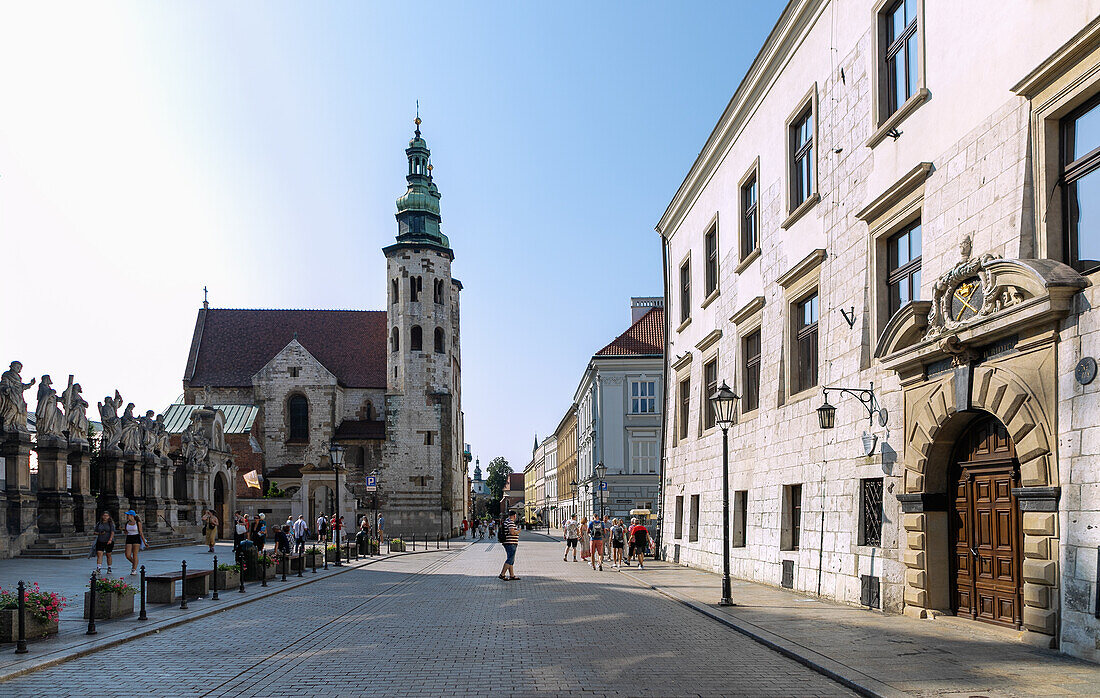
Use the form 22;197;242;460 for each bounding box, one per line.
141;452;162;530
34;436;73;534
97;448;129;526
122;452;144;520
2;432;36;537
162;458;179;527
67;443;95;533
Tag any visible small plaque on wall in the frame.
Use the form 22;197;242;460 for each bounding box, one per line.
1075;357;1097;386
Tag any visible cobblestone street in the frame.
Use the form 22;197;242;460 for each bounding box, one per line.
0;534;852;697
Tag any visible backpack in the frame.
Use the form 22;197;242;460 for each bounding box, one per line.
611;526;624;542
497;519;508;544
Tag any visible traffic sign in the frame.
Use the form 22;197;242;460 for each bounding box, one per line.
599;481;608;491
365;476;377;491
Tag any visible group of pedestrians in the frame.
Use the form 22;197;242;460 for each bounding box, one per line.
462;517;495;540
92;509;149;577
562;514;651;571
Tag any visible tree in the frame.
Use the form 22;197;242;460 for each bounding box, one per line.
486;456;511;504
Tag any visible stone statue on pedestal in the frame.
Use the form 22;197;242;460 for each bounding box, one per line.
139;409;158;453
189;423;210;467
120;402;143;453
154;413;171;456
34;374;64;438
0;361;35;434
98;391;123;450
62;376;89;445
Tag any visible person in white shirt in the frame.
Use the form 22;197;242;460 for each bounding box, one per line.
292;514;308;555
316;513;327;544
562;514;580;562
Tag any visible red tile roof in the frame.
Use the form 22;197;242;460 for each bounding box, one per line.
594;308;665;357
185;309;388;388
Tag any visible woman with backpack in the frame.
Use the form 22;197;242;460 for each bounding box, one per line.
628;518;650;569
609;518;626;569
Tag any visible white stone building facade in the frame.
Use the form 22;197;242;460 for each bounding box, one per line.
657;0;1100;661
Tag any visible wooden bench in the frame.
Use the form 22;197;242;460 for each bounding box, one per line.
146;570;213;604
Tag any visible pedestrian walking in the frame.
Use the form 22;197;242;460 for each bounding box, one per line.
579;516;590;561
201;509;218;552
275;524;291;555
253;513;267;552
588;516;605;571
233;511;246;551
377;514;385;542
602;515;612;563
563;514;580;562
461;518;469;539
316;513;328;543
628;518;650;569
610;518;626;568
292;514;307;555
93;511;115;574
497;510;520;581
122;509;147;576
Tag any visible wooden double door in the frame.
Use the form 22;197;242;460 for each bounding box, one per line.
949;416;1022;629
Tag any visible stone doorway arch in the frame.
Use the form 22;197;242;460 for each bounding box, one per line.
213;471;228;539
898;363;1059;641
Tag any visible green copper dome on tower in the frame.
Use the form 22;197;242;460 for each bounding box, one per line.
394;116;449;249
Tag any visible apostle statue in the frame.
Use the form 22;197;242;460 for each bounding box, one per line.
97;391;123;450
154;413;171;456
187;422;210;468
139;409;158;453
61;377;89;444
0;361;35;434
120;402;143;453
34;374;64;438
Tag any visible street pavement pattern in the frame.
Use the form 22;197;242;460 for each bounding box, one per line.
0;534;854;697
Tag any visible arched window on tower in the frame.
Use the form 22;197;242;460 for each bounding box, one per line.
288;394;309;443
410;276;422;302
434;327;445;354
391;279;398;305
411;325;423;352
391;327;399;352
434;279;444;304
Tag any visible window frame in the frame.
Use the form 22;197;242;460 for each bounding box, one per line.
885;219;922;317
792;291;819;395
1061;92;1100;273
739;160;760;264
703;221;720;302
870;0;927;145
678;377;691;441
630;379;658;415
433;327;445;354
287;394;309;443
410;325;423;352
782;483;803;551
859;477;884;547
688;494;700;542
678;254;692;328
741;330;761;413
702;356;718;432
732;490;747;548
674;495;684;540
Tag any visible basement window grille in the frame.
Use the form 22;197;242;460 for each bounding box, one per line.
781;559;794;589
861;574;881;609
860;478;884;547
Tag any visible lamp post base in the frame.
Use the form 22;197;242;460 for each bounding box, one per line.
720;575;734;606
719;598;735;606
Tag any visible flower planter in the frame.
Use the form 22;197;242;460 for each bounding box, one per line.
0;608;58;642
262;563;277;581
304;552;322;568
325;549;339;562
214;569;240;590
83;591;134;620
389;541;406;552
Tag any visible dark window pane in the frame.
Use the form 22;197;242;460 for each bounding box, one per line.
893;56;906;111
909;223;921;259
891;2;906;41
911;268;921;301
1072;169;1100;262
906;34;918;99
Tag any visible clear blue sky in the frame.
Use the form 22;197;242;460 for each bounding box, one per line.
0;1;785;475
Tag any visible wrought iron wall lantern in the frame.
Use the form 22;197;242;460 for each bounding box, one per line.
816;382;887;430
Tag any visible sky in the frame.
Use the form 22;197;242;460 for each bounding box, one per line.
0;1;785;476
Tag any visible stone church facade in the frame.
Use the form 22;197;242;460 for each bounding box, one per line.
181;120;466;539
657;0;1100;661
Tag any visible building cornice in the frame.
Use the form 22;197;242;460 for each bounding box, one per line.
776;249;827;289
694;329;722;353
655;0;827;240
1012;14;1100;98
855;162;934;223
730;296;766;326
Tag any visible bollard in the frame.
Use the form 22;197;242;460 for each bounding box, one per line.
282;554;287;582
237;550;245;594
260;553;268;587
437;534;439;550
298;551;303;578
15;581;27;654
86;572;98;635
312;548;318;574
180;560;189;610
211;556;219;600
323;547;328;571
138;566;148;620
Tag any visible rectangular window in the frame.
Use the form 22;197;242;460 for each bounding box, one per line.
741;173;758;260
288;366;300;378
630;440;657;474
630;380;657;414
674;495;684;539
882;0;919;119
742;330;761;413
860;478;884;547
782;484;803;550
794;292;819;393
679;260;691;323
689;494;700;542
702;358;718;430
1062;95;1100;273
678;377;691;440
732;490;747;548
790;107;815;210
887;220;922;317
704;226;719;297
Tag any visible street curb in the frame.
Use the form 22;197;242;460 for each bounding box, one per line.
0;546;461;683
617;568;906;698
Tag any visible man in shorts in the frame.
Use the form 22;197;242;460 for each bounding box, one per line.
588;516;605;571
563;514;580;561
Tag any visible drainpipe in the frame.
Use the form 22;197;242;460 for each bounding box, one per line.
656;230;671;559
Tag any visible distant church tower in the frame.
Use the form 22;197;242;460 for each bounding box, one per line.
382;116;464;537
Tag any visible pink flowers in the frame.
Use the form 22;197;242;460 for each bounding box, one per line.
0;583;69;623
93;577;137;596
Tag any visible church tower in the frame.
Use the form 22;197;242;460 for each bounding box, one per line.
382;117;464;538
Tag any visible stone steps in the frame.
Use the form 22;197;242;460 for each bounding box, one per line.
19;530;197;559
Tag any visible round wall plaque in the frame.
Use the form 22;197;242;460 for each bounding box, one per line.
1075;357;1097;385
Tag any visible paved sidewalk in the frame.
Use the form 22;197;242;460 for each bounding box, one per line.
0;539;464;680
618;559;1100;697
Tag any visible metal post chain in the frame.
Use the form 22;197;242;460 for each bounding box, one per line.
139;566;148;619
180;560;189;610
86;572;98;635
14;581;27;654
211;556;219;600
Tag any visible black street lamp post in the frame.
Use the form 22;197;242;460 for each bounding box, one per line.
709;380;740;606
329;441;345;567
582;482;590;519
569;479;578;516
